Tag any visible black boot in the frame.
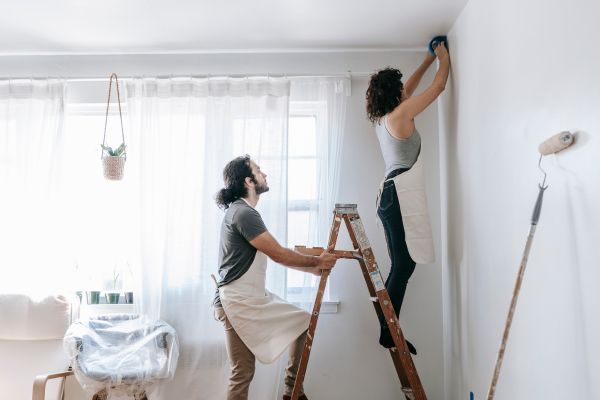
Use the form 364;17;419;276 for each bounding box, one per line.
379;325;417;355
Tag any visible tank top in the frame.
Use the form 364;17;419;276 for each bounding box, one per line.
375;115;421;176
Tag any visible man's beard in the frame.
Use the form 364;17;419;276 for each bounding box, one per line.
255;182;269;195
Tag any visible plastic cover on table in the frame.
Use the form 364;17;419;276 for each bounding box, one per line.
63;314;179;397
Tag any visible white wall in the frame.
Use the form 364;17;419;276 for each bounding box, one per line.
441;0;600;399
0;51;444;399
312;72;443;400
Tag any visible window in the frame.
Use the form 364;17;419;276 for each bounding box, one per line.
63;98;328;302
286;102;323;303
62;103;139;295
230;102;325;303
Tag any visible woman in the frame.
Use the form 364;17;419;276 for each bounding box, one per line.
366;41;450;352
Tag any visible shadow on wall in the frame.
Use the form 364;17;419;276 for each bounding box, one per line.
439;56;469;399
560;131;593;394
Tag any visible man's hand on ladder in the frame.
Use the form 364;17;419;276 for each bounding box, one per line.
313;246;337;275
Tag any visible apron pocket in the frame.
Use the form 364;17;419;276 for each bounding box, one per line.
377;184;397;215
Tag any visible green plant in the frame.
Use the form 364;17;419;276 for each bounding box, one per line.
111;269;120;291
101;143;126;157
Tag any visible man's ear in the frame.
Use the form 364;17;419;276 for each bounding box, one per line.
244;176;254;187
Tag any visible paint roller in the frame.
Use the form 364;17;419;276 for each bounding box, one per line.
428;35;448;55
539;130;575;155
485;131;575;400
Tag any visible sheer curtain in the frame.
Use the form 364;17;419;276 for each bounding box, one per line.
287;77;351;308
126;77;290;400
0;79;68;295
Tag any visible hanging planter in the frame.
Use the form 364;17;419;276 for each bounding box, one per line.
101;143;126;180
100;73;127;181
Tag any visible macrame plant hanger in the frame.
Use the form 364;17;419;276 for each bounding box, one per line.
100;73;127;180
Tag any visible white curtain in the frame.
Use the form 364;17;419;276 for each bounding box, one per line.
287;77;351;308
0;79;68;295
126;77;290;400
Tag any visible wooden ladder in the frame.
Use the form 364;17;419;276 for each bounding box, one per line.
290;203;426;400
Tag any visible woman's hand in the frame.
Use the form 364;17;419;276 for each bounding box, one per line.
434;41;449;60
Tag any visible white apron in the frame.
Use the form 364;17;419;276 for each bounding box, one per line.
219;251;311;364
377;151;436;264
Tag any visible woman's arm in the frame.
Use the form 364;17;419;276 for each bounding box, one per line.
403;52;436;98
388;42;450;138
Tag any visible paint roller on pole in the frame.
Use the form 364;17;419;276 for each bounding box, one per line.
486;131;574;400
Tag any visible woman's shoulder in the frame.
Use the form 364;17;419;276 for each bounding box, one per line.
384;112;415;140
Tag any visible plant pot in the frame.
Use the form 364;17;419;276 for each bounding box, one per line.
86;291;101;304
124;291;134;304
105;292;121;304
102;156;125;180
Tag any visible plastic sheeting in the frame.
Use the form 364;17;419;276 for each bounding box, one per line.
64;314;179;397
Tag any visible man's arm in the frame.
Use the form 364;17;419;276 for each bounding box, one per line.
403;52;436;98
250;231;336;275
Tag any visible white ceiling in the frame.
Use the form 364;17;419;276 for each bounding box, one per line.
0;0;468;54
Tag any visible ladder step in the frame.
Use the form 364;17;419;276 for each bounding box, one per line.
370;296;391;306
402;388;416;400
334;203;358;214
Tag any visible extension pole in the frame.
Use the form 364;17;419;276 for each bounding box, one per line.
486;185;545;400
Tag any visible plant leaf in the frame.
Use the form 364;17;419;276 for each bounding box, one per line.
116;143;126;157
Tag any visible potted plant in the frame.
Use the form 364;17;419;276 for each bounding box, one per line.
86;290;101;305
123;262;134;304
73;263;83;304
79;265;101;305
101;143;126;180
100;73;127;181
105;269;121;304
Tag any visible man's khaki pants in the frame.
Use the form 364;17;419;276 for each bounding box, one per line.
215;307;306;400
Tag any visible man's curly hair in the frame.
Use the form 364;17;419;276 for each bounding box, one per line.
366;67;404;124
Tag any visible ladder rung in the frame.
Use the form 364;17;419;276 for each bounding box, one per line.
402;388;416;400
294;246;362;260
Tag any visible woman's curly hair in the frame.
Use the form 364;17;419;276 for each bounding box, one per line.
366;67;404;124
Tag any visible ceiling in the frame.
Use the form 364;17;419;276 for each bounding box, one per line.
0;0;468;54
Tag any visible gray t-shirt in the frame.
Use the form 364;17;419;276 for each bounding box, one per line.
213;199;268;307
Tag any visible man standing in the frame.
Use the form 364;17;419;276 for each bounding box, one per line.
213;155;337;400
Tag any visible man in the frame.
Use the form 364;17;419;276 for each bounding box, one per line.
213;155;337;400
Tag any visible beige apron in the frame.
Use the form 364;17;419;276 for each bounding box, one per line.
377;151;435;264
219;250;311;364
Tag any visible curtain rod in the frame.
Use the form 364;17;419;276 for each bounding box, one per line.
61;72;372;83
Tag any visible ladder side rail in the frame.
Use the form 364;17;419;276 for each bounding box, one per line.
343;214;427;400
290;212;342;400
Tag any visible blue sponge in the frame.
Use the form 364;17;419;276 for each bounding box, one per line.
428;36;448;55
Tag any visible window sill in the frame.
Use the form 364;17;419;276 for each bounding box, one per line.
79;303;135;319
291;300;339;314
321;300;340;314
78;301;340;315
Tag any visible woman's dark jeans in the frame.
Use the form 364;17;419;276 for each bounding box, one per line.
377;168;416;343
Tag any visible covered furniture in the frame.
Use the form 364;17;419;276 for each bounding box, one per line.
63;314;179;400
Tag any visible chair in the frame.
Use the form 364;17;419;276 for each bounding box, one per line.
0;293;88;400
63;313;179;400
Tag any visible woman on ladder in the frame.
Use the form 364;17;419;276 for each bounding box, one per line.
366;39;450;353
